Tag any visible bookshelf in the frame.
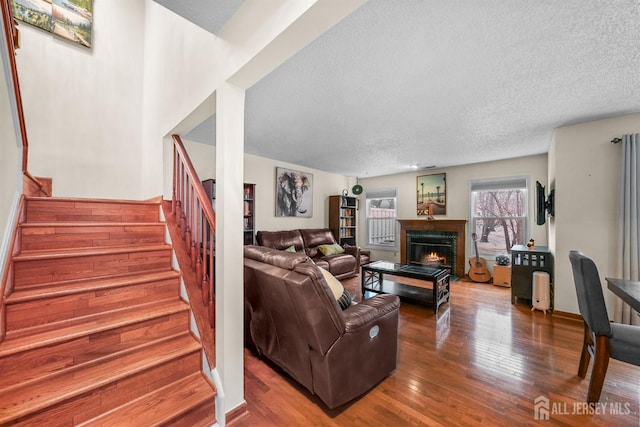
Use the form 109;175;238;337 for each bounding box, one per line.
201;179;256;245
243;183;255;245
329;195;357;246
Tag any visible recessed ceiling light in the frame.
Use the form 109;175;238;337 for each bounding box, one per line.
410;164;419;169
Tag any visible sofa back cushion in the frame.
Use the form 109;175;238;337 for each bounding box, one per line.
244;244;309;269
256;229;305;252
299;228;337;257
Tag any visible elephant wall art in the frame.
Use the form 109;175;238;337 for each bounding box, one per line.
275;167;313;217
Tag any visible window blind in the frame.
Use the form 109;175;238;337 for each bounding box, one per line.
470;177;527;192
365;188;397;199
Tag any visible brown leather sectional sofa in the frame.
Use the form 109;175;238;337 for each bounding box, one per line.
243;245;400;409
256;228;370;280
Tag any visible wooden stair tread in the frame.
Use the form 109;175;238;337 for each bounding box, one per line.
25;196;160;206
0;299;189;357
0;333;202;424
24;197;161;223
79;372;216;427
0;331;187;394
20;221;164;228
15;243;171;260
2;196;215;424
6;269;180;303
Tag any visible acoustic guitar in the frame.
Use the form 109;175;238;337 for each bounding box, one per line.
468;233;491;283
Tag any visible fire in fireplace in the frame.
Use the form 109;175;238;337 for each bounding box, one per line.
407;230;458;274
423;250;447;266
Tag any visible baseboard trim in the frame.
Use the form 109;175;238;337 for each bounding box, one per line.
225;401;248;425
552;310;582;322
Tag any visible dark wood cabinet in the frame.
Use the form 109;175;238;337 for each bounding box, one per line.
329;195;357;246
201;179;256;245
510;245;553;307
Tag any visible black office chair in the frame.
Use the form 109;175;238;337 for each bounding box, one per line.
568;251;640;403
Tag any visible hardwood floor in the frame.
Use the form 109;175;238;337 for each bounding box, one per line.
232;277;639;426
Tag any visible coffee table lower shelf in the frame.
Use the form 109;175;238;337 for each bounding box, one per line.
364;279;442;306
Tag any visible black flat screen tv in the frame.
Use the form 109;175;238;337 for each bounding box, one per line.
536;181;554;225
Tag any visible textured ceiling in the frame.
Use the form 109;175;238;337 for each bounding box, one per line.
153;0;243;34
182;0;640;178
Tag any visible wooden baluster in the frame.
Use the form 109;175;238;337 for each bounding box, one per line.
209;295;215;329
185;226;192;248
180;212;187;239
0;304;6;342
196;256;203;286
171;147;177;216
175;201;182;230
176;162;183;218
208;248;215;327
191;241;197;269
196;200;202;254
185;181;191;240
202;274;209;304
208;253;215;323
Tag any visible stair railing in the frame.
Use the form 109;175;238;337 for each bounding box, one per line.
171;134;216;327
1;0;50;196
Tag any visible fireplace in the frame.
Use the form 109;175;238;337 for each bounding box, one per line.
407;230;457;271
398;219;466;278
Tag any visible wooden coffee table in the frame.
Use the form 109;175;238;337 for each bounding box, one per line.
361;261;451;313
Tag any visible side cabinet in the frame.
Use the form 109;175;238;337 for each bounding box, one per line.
510;245;553;308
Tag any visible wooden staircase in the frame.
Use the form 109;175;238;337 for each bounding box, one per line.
0;197;216;426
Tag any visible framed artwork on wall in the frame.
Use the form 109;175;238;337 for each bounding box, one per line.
417;173;446;216
12;0;93;48
275;167;313;217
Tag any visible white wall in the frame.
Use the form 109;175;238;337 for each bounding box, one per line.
359;154;548;268
15;0;146;199
551;113;640;315
245;153;352;231
141;1;218;200
0;21;22;283
181;138;352;230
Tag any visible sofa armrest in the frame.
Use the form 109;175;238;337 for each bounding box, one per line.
311;293;399;408
343;245;359;258
342;294;400;332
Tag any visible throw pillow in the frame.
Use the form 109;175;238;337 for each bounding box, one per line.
319;267;352;310
285;245;296;252
317;243;345;256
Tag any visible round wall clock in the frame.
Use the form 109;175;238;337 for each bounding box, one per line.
352;184;363;195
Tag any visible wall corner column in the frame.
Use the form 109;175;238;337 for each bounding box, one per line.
215;81;246;420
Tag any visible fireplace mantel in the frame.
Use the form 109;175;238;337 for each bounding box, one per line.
398;219;467;278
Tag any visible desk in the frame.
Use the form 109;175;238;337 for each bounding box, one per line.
606;278;640;313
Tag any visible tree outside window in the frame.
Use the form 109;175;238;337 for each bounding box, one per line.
470;178;527;256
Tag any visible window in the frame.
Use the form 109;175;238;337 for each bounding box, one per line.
470;177;528;257
365;188;397;249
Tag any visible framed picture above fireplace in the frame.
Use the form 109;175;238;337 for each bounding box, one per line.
417;173;446;216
